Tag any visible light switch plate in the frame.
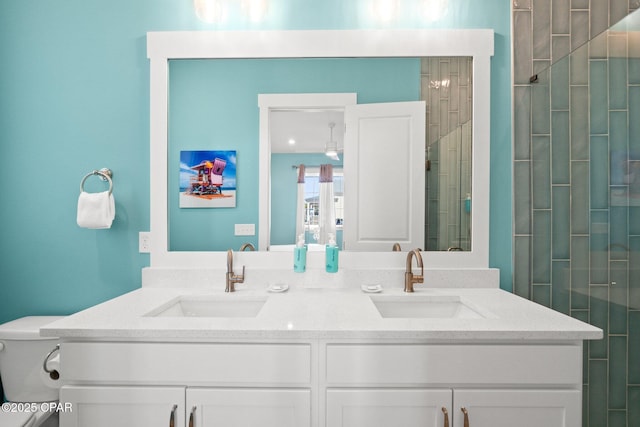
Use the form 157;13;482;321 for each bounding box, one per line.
139;232;151;253
234;224;255;236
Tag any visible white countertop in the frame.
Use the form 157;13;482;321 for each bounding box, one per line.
41;270;602;341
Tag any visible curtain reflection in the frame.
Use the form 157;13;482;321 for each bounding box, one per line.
295;164;306;242
318;164;336;244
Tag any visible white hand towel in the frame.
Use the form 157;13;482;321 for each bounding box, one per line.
77;191;115;229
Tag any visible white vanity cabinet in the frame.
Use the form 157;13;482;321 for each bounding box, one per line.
322;343;584;427
60;386;311;427
452;389;581;427
58;341;313;427
56;339;586;427
60;386;186;427
326;389;452;427
325;388;580;427
187;388;310;427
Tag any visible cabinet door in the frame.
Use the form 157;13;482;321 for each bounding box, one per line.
326;389;452;427
343;101;426;251
186;388;311;427
60;385;185;427
453;389;581;427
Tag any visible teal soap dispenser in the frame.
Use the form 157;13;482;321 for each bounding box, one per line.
293;234;307;273
464;193;472;214
325;233;339;273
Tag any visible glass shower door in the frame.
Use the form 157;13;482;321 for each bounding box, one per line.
523;9;640;427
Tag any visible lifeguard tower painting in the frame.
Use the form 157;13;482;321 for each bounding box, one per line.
180;150;237;208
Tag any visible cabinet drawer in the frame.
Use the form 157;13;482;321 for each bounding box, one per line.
325;344;581;386
62;342;311;386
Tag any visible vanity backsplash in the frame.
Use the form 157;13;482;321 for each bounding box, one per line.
142;267;500;290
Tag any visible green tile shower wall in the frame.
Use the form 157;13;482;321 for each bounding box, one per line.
513;1;640;426
0;0;513;325
423;57;473;251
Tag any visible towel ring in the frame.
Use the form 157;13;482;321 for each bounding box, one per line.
80;168;113;195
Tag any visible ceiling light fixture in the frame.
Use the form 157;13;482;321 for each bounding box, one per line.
325;122;340;161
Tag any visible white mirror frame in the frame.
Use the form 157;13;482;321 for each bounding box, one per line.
147;29;494;269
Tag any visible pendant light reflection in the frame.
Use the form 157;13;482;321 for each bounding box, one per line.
371;0;398;23
194;0;269;24
193;0;228;24
325;122;340;161
242;0;269;22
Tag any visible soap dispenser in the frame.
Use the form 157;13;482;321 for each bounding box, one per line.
293;234;307;273
464;193;472;214
325;233;339;273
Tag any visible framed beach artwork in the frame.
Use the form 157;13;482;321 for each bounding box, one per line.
179;150;237;208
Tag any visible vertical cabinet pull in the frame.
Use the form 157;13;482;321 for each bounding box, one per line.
441;407;450;427
189;406;197;427
169;404;177;427
461;407;470;427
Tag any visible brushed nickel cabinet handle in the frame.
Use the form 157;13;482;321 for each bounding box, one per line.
461;407;470;427
169;405;177;427
189;406;197;427
441;407;450;427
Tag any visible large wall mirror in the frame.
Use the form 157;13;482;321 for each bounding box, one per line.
148;30;493;268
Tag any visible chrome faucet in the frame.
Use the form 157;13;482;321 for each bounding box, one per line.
225;249;245;292
239;242;255;251
404;248;424;292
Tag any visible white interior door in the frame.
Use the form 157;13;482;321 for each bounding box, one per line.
343;101;426;251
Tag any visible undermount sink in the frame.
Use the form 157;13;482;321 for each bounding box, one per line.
370;295;485;319
145;296;267;318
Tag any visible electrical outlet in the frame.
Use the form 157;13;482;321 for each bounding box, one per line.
234;224;255;236
139;232;151;253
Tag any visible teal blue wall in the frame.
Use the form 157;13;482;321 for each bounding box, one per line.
0;0;512;325
169;57;420;251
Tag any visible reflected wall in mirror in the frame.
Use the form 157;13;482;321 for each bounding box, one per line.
169;58;263;251
169;57;473;252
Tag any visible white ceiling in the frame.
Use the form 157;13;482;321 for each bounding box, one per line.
269;109;345;154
